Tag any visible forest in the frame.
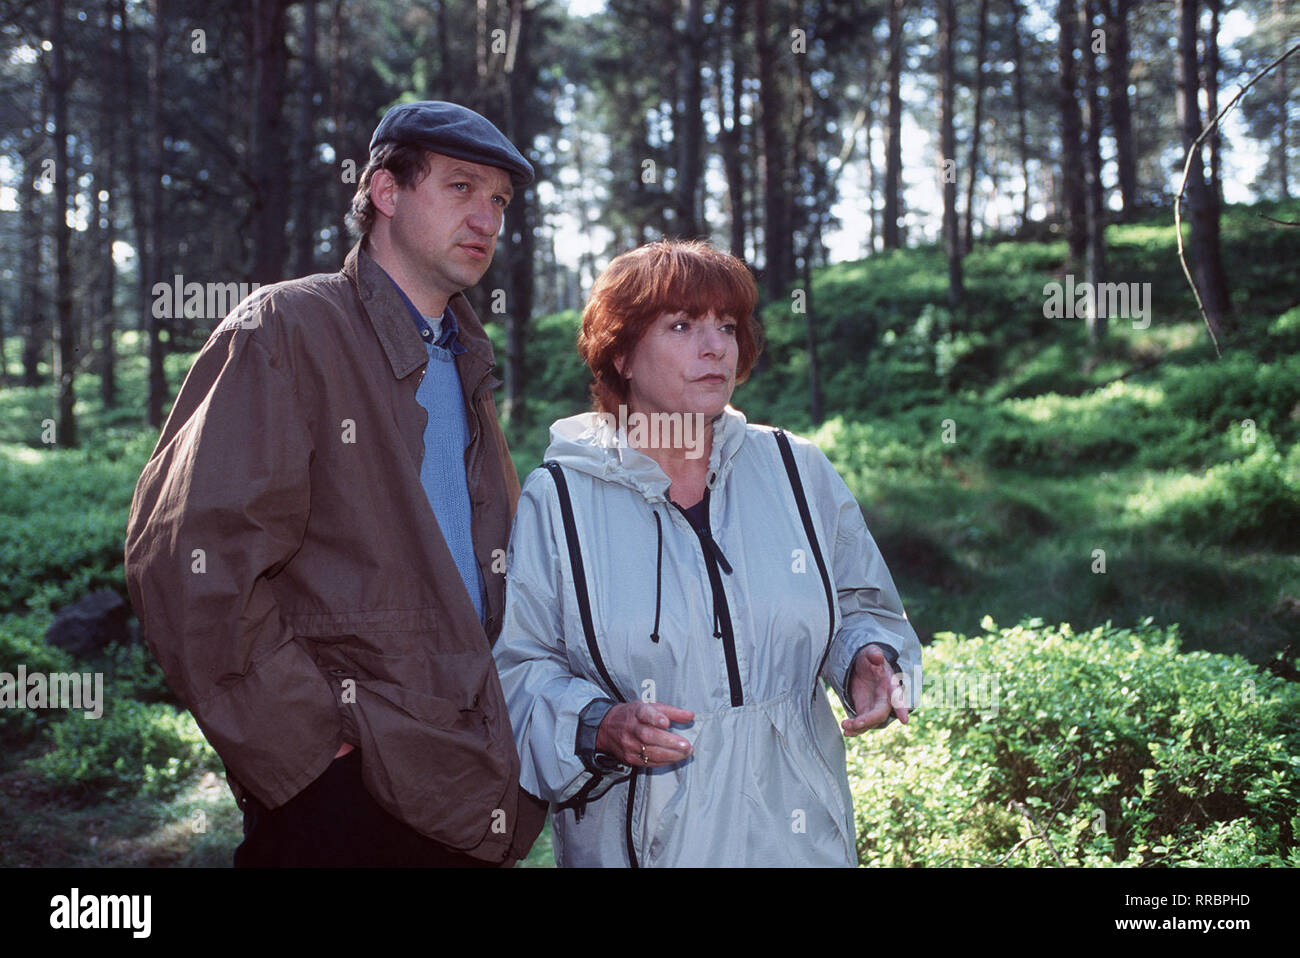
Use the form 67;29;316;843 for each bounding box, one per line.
0;0;1297;869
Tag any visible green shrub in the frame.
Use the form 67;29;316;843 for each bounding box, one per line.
1162;354;1300;443
846;618;1300;867
0;613;73;746
1127;438;1300;547
26;700;219;800
973;382;1169;472
101;641;178;705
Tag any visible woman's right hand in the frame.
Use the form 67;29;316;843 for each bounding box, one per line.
595;701;695;768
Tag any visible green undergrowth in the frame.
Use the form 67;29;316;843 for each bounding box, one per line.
844;618;1300;867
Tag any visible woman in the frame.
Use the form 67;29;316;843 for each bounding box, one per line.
493;240;922;867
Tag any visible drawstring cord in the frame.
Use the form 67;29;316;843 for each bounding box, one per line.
650;511;663;643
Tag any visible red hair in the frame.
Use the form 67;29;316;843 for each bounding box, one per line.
577;240;763;414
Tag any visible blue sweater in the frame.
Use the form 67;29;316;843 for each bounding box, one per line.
383;271;486;622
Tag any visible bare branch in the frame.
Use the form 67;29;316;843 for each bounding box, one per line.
1175;40;1300;356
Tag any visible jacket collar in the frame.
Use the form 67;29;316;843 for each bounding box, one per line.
543;405;750;503
343;240;497;380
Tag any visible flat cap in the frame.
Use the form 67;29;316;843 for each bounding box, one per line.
369;100;534;188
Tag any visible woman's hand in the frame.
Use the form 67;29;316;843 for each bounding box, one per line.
596;701;695;768
842;644;909;736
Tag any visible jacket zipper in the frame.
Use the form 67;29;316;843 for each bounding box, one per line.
625;768;639;868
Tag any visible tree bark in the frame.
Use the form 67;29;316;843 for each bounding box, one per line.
1205;0;1223;209
795;0;821;424
938;0;962;306
147;0;167;428
293;0;319;278
98;0;119;408
1058;0;1087;266
52;0;77;446
1102;0;1137;219
755;0;791;297
882;0;904;250
19;83;47;389
963;0;991;254
1275;0;1290;199
1008;0;1032;227
248;0;292;286
1081;0;1107;344
1176;0;1231;336
502;0;534;428
331;0;349;258
716;0;747;259
674;0;705;238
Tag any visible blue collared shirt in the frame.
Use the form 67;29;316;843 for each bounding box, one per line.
383;273;468;356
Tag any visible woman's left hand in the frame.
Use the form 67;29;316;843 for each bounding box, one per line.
842;644;909;736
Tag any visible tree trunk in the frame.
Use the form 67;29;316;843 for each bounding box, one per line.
938;0;962;306
1081;0;1107;344
795;0;822;424
52;0;77;447
98;0;119;408
674;0;705;238
1009;0;1032;227
331;0;349;258
716;0;747;259
19;84;47;389
864;85;876;254
1276;0;1290;199
1176;0;1232;336
963;0;991;255
147;0;167;428
293;0;319;278
1058;0;1087;266
502;0;534;428
755;0;791;297
1103;0;1138;219
882;0;904;250
1205;0;1223;209
248;0;292;286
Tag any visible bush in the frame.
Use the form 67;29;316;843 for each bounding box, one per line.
0;613;73;747
26;700;219;800
975;382;1170;472
1127;438;1300;547
846;618;1300;867
1162;354;1300;444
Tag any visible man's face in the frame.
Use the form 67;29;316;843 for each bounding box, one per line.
376;151;514;300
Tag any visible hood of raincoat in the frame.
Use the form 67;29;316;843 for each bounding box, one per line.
542;404;750;502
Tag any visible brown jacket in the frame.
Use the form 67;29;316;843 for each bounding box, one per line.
124;241;544;862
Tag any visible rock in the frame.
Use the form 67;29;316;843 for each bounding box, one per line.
45;590;130;660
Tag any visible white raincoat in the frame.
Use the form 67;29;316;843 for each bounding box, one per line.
493;405;922;866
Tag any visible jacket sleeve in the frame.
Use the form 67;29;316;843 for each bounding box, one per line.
124;312;344;808
492;471;631;805
799;439;923;727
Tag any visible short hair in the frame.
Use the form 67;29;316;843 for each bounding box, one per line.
577;240;763;414
346;142;434;238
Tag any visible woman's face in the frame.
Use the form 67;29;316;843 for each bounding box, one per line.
615;310;739;421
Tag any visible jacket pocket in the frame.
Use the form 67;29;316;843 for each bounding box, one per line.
308;632;490;730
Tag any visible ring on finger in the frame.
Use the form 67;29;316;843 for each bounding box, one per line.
640;744;648;766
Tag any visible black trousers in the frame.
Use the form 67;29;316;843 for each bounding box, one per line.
233;750;499;868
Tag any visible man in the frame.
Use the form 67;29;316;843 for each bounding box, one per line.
124;101;545;867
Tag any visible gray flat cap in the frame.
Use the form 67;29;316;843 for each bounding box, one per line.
369;100;534;188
